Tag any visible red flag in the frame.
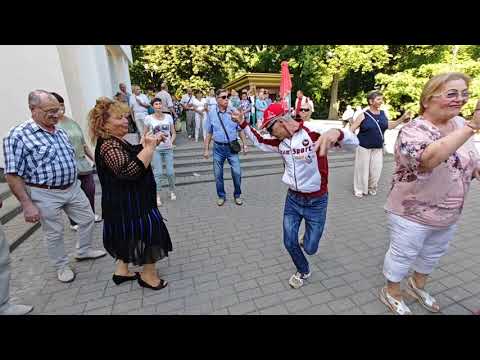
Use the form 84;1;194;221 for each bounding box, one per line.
279;61;292;112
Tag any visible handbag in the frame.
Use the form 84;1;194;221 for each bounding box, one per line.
217;111;241;154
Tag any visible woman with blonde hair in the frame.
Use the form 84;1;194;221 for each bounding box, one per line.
89;97;172;290
379;72;480;315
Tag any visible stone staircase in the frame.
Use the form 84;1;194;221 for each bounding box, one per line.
0;130;393;251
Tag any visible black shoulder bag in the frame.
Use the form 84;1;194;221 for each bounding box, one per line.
217;111;241;154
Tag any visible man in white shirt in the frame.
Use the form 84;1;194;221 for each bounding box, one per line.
130;85;150;134
181;88;195;139
155;83;175;117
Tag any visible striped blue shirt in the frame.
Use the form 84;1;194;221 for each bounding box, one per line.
3;119;77;186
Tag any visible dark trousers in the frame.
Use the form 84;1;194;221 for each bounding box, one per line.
69;173;96;226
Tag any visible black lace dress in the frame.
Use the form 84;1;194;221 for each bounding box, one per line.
95;137;172;265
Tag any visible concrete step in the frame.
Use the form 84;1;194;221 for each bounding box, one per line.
173;157;395;187
0;181;41;251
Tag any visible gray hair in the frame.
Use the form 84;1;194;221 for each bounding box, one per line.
161;83;167;90
28;90;56;109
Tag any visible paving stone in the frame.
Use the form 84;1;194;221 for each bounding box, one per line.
228;301;257;315
441;304;473;315
259;304;289;315
238;287;263;303
112;299;142;314
84;306;113;315
85;296;115;311
285;297;312;313
296;304;334;315
308;291;334;306
327;298;356;313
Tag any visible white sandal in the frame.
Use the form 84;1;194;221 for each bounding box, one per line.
406;276;440;313
379;286;412;315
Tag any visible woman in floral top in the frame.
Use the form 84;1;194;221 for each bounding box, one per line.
380;72;480;315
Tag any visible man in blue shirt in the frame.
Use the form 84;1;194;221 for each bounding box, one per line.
203;89;247;206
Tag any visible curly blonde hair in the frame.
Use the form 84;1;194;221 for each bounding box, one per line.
88;96;129;144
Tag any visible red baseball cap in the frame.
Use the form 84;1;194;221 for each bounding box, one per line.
260;103;286;129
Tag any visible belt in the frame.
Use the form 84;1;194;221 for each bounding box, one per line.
26;182;73;190
289;188;326;198
214;141;230;146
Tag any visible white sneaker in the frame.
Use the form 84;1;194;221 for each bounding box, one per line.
70;225;79;231
288;271;311;289
354;192;363;198
170;192;176;201
0;303;34;315
57;266;75;283
368;190;377;196
157;195;162;207
75;249;107;261
94;214;103;222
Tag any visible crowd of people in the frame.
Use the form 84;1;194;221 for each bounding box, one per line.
1;71;479;315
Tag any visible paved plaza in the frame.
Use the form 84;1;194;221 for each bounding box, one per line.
7;156;480;315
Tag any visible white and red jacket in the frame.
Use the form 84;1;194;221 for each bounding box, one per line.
240;121;359;196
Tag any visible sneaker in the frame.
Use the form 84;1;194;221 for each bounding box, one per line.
234;198;243;206
75;249;107;261
354;192;363;198
170;192;177;201
368;190;377;196
0;303;34;315
70;224;79;231
94;214;103;222
217;198;225;206
288;271;311;289
157;195;162;207
57;266;75;283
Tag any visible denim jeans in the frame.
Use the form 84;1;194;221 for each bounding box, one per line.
152;149;176;193
213;143;242;200
283;190;328;274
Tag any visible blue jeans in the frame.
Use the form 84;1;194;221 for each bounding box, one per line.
152;149;176;193
213;143;242;199
283;190;328;274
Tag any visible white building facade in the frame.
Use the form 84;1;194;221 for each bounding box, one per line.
0;45;133;168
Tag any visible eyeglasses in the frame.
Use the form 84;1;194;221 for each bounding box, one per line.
433;90;470;100
300;108;310;112
217;95;229;100
38;107;63;116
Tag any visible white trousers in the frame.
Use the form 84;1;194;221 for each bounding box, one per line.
383;213;457;283
353;146;383;195
134;112;147;135
195;113;207;142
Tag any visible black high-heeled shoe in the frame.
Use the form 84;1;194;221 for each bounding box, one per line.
112;272;138;285
137;276;168;290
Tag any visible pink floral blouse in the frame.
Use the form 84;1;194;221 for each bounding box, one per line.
385;116;480;227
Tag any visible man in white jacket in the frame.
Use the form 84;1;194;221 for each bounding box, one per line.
231;103;359;289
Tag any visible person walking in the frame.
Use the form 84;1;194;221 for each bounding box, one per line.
181;88;195;140
129;85;150;135
52;92;102;232
350;91;411;198
379;72;480;315
203;89;248;206
3;90;106;283
144;98;177;207
89;97;172;290
230;103;359;288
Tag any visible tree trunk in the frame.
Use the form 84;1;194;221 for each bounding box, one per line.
328;73;340;120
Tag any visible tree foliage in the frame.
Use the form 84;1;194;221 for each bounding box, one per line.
130;45;480;119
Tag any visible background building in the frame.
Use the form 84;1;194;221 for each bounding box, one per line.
0;45;133;168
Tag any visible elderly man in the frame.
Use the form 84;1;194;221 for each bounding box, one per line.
181;88;195;139
119;83;131;106
155;83;175;117
231;103;359;289
129;85;150;134
3;90;106;283
0;212;33;315
203;89;247;206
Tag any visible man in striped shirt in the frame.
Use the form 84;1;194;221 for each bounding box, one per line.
3;90;106;283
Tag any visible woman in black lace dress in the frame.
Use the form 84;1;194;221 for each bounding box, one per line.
88;97;172;290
